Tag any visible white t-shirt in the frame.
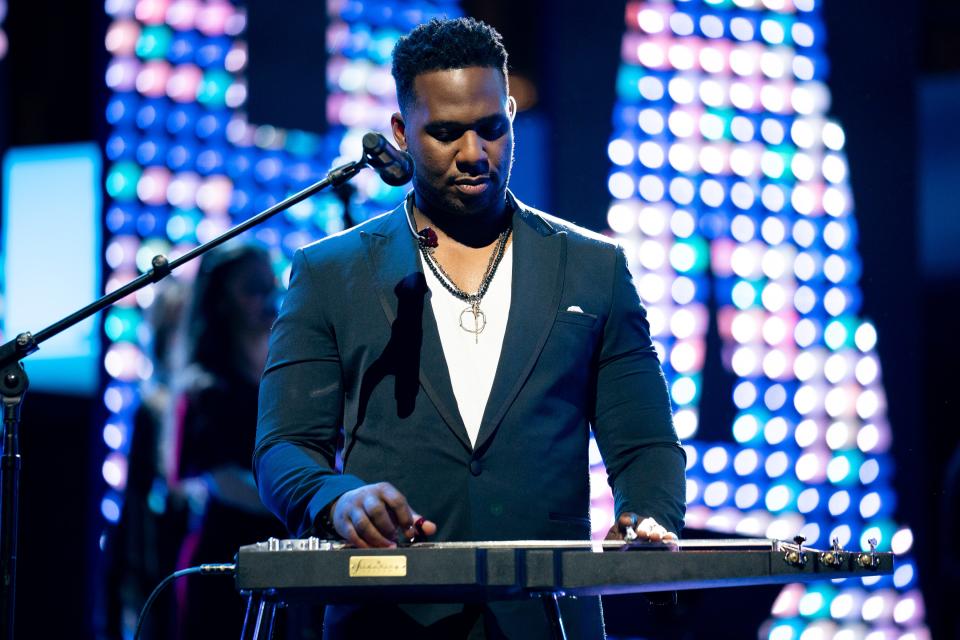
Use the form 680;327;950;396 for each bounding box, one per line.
419;243;513;447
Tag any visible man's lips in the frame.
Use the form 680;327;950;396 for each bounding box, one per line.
452;176;492;195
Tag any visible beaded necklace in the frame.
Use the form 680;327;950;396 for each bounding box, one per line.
405;198;512;343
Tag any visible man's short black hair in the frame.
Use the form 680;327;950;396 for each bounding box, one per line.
391;17;509;114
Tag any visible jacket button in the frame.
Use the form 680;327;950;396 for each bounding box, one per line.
469;460;482;476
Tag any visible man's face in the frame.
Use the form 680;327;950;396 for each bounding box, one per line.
392;66;515;219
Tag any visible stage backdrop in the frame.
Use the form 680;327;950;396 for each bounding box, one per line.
99;1;927;638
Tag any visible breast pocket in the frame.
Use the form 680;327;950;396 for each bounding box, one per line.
555;309;598;328
540;310;601;388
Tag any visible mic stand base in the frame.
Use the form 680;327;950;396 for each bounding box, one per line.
0;361;27;640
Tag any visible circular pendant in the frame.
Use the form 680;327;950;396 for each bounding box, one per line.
459;306;486;340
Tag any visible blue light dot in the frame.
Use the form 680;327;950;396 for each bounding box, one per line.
101;496;121;523
733;381;757;409
893;563;914;589
733;414;760;443
103;423;124;450
797;488;820;513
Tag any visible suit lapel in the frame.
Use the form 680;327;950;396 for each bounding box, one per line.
474;197;566;451
361;204;472;451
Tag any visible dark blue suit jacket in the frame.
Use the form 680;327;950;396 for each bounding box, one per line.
255;193;685;638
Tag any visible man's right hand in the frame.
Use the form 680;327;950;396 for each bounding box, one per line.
330;482;438;548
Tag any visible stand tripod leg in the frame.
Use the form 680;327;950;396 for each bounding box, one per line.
266;601;284;639
240;592;259;640
1;387;25;640
252;593;281;640
540;593;568;640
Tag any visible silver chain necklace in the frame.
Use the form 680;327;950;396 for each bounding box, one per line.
405;199;512;343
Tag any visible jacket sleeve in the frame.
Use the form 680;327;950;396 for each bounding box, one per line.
590;245;687;535
254;248;366;537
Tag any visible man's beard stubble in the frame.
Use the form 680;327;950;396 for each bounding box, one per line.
412;145;514;221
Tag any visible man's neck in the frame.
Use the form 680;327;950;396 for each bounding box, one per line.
411;193;513;294
412;193;511;250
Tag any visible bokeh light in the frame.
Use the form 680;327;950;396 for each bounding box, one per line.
100;0;458;559
604;1;926;637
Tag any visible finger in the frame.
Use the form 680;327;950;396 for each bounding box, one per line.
608;513;639;540
640;518;665;541
633;518;676;543
618;512;639;531
647;524;668;542
376;483;415;530
607;513;635;540
338;519;369;549
350;507;396;548
402;516;438;539
362;492;400;540
636;517;656;536
417;518;438;536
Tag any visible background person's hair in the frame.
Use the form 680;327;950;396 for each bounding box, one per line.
391;17;509;114
184;243;272;377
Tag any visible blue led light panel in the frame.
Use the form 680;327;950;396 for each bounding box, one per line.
598;0;928;636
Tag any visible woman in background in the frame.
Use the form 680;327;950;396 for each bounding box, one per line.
172;243;287;639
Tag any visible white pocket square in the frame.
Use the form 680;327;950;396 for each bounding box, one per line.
566;305;584;313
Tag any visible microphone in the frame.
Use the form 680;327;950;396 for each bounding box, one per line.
362;132;414;186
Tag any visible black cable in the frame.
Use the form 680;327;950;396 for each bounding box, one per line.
133;563;236;640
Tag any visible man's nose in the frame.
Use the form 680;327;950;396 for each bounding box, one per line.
457;130;488;168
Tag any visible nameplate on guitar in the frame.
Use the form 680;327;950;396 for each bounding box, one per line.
348;555;407;578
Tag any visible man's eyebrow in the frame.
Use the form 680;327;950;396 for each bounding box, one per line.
425;114;507;129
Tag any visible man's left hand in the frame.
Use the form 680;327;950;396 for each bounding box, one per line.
605;512;678;543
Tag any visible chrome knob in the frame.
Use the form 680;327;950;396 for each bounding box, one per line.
819;537;846;568
784;535;807;568
856;537;880;570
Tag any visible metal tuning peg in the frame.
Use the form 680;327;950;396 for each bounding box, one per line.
784;535;808;568
819;536;846;568
856;537;880;570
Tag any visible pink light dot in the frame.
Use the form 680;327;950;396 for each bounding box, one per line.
104;342;143;382
135;60;171;98
166;172;202;208
134;0;170;25
105;19;141;56
166;63;203;103
137;166;172;205
165;0;200;31
196;175;233;215
103;453;128;490
196;0;233;36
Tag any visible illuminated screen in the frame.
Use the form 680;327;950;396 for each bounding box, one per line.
1;143;103;395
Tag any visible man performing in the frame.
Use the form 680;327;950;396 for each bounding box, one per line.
255;17;686;639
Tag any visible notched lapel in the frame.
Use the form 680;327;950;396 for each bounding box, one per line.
474;205;567;451
361;208;471;451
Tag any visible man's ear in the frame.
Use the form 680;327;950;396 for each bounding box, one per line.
506;95;517;122
391;112;407;150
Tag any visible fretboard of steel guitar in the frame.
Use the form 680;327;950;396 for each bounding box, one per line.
235;537;893;602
